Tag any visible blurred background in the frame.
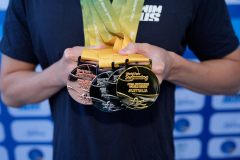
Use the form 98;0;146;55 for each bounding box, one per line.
0;0;240;160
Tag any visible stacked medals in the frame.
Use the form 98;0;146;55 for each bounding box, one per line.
67;0;160;112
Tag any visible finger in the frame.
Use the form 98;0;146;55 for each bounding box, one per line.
118;43;136;55
156;75;163;84
64;45;106;61
64;48;79;61
152;59;165;75
118;43;149;56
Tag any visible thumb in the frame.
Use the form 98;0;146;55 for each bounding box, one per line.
118;43;140;55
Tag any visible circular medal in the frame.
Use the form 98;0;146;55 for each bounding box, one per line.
90;71;121;112
67;64;97;105
116;66;160;110
106;68;128;109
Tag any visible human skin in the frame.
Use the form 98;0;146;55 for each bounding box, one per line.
1;43;240;107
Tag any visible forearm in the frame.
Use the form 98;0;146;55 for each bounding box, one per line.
118;43;240;95
1;46;105;108
1;62;64;107
167;51;240;95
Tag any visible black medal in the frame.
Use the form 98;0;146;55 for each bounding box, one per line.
67;64;97;105
106;68;128;109
116;60;160;110
90;71;121;112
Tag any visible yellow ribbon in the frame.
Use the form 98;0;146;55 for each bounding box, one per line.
80;0;148;68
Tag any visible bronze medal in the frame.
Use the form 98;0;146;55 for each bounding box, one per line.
90;71;121;112
67;64;97;105
116;66;160;110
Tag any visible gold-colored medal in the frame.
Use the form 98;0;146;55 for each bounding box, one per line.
116;60;160;110
67;0;150;111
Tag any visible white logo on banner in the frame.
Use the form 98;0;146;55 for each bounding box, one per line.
15;145;52;160
208;137;240;159
175;88;205;112
174;114;203;137
210;112;240;135
174;139;202;160
140;5;163;22
0;146;9;160
0;122;5;143
0;0;9;11
225;0;240;4
11;120;53;142
7;100;51;117
212;92;240;110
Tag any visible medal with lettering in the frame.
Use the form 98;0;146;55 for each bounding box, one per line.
116;60;160;110
67;64;97;105
106;68;128;109
70;0;150;111
90;71;121;112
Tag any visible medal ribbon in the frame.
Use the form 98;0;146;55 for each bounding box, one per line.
80;0;149;68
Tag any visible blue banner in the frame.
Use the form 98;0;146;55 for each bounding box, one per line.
0;0;240;159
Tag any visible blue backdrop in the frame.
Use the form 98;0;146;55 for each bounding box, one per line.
0;0;240;160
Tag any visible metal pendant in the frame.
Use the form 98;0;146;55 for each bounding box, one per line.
106;68;129;109
116;65;160;110
90;71;121;112
67;64;97;105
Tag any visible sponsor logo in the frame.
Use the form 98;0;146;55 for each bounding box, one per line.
29;149;44;160
140;5;162;22
174;139;202;160
225;0;240;5
209;113;240;135
7;100;51;117
0;0;9;11
11;120;53;142
221;141;237;154
174;114;203;137
208;137;240;158
15;145;52;160
223;94;240;103
212;92;240;110
175;119;190;132
175;88;205;112
0;122;5;143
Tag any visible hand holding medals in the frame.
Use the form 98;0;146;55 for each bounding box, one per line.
67;57;160;112
67;0;161;112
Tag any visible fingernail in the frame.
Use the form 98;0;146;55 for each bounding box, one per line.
118;48;128;55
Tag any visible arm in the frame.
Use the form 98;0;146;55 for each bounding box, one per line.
0;45;105;108
118;43;240;95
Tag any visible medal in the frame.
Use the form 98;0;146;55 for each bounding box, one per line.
106;68;128;109
67;64;97;105
90;71;121;112
68;0;152;111
116;60;160;110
